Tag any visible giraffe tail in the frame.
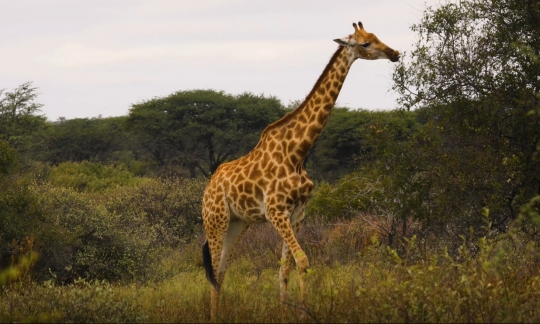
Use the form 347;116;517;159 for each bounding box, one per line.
202;240;220;291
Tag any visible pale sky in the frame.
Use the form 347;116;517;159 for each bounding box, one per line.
1;0;438;121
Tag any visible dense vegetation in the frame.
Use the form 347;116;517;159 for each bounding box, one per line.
1;0;539;322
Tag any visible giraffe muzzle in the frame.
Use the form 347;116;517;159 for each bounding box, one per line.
388;49;400;62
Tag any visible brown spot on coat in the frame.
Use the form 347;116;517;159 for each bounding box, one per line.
290;154;299;165
317;113;327;125
249;168;262;180
254;186;263;200
272;152;283;164
268;140;276;152
299;140;311;155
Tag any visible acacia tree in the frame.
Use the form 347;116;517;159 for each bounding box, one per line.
308;108;422;182
126;90;286;177
389;0;540;237
0;82;46;153
37;117;128;165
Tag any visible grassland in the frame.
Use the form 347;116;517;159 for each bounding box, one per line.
2;219;539;323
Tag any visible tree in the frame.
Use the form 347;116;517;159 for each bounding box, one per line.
307;108;369;181
390;0;540;237
126;90;287;177
0;140;18;177
36;116;128;165
0;82;46;153
308;108;422;182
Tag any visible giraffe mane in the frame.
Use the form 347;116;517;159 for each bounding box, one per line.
262;46;345;133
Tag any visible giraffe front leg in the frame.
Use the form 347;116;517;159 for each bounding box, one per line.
279;241;293;304
268;211;310;310
279;242;294;321
279;216;304;304
290;218;307;310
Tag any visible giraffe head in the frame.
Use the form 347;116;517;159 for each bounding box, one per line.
334;21;400;62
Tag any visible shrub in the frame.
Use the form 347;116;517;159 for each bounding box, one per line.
306;172;382;221
0;176;44;269
0;159;207;283
100;177;206;246
48;161;141;192
0;140;18;177
2;220;540;323
26;176;206;283
28;183;153;282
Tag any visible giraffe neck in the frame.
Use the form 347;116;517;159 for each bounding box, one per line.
257;46;355;165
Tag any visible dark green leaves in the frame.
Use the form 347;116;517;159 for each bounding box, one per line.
126;90;286;177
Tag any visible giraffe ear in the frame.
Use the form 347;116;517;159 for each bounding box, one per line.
334;36;357;46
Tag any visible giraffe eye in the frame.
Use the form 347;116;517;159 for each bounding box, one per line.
361;42;371;48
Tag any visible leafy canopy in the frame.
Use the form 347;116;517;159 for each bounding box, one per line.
126;89;286;177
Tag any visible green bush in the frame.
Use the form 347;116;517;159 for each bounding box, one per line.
27;176;206;283
48;161;141;192
307;171;382;221
0;160;206;283
2;222;540;323
27;183;144;282
101;177;206;245
0;176;44;268
0;140;19;177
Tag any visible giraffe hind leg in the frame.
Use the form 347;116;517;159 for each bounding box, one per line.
203;191;230;322
203;241;219;290
218;220;249;276
205;228;227;323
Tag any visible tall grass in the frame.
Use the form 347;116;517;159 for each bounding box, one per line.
2;216;539;323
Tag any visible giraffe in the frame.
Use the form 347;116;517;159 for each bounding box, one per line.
202;21;400;321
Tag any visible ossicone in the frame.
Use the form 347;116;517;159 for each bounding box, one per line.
353;21;364;32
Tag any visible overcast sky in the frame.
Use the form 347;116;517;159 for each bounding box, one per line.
1;0;439;121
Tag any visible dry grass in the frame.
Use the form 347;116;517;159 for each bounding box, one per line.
2;217;540;323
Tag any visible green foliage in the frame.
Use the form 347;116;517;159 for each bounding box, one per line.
2;220;540;323
393;0;540;111
308;108;423;182
36;116;129;166
314;105;535;247
0;175;44;268
48;161;141;192
308;110;426;246
31;183;154;282
32;175;205;283
514;194;540;246
307;107;418;181
100;177;206;246
126;90;287;177
307;173;379;221
0;160;206;283
0;82;43;121
0;251;38;287
0;140;18;177
386;0;540;241
0;82;46;154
